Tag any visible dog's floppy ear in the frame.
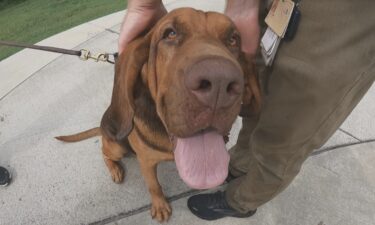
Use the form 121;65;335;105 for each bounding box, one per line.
239;53;262;116
101;33;152;141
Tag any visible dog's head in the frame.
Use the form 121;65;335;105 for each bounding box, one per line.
103;8;261;189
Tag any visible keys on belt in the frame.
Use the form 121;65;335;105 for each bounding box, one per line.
261;0;301;66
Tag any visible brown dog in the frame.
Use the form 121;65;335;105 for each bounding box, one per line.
56;8;261;222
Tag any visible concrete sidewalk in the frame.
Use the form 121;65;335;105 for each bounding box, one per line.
0;0;374;225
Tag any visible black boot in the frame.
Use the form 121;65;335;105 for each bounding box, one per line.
187;191;256;221
0;166;11;187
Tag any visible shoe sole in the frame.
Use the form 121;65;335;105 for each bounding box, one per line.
188;203;257;221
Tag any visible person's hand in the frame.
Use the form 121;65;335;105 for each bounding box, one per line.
225;0;260;58
118;0;167;54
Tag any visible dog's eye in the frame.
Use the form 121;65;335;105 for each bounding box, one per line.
163;28;177;40
228;33;240;47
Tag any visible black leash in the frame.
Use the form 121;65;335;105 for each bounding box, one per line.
0;40;118;64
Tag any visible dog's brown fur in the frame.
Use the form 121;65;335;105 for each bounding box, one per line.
56;8;261;222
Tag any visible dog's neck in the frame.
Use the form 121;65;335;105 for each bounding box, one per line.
132;79;172;152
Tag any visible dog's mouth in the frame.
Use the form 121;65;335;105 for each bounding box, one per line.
172;128;229;189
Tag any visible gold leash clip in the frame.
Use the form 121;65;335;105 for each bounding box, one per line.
80;49;109;62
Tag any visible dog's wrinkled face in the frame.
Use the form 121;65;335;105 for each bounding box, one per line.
146;8;250;138
141;8;260;189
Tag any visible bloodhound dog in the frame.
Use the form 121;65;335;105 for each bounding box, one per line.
56;8;261;222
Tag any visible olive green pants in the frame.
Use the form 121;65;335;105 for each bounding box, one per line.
226;0;375;213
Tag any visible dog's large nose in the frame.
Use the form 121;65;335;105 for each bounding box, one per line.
185;58;244;109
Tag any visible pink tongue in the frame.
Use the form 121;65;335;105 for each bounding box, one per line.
174;131;229;189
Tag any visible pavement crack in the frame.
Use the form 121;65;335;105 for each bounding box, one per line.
87;189;203;225
318;165;340;177
105;28;120;35
311;139;375;157
338;128;362;141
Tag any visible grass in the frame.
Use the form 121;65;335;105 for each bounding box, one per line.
0;0;126;61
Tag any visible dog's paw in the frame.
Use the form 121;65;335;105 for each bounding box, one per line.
106;160;124;183
150;197;172;222
110;165;124;183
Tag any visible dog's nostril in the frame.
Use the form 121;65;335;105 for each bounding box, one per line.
198;79;212;91
227;82;241;95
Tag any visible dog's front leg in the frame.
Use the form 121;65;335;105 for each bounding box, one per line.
138;156;172;222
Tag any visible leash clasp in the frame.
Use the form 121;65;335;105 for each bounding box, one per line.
80;49;114;63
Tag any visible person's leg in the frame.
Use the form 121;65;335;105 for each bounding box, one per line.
188;0;375;219
226;0;375;213
228;115;259;177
